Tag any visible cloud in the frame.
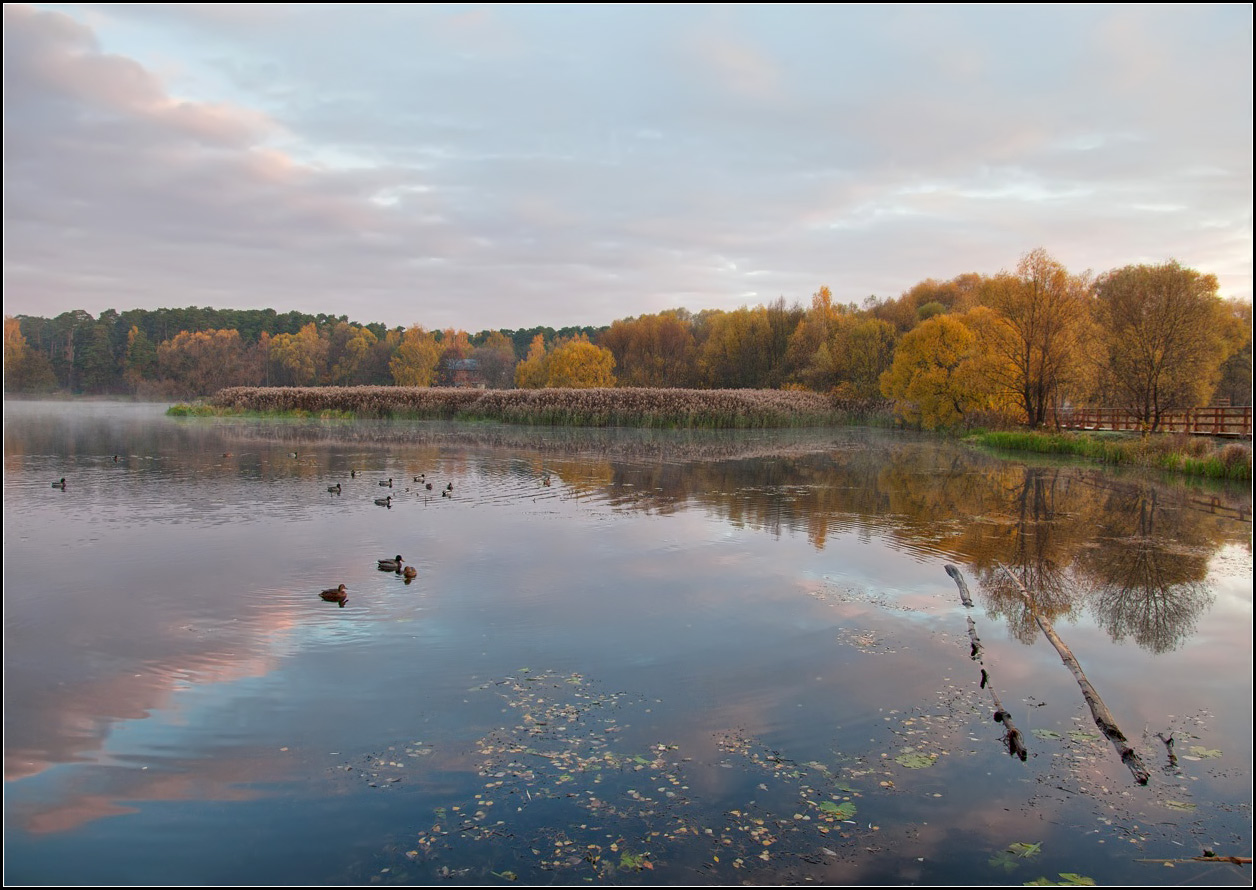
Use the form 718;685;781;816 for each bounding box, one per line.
3;4;1251;331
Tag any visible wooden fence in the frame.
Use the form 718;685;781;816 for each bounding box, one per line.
1050;406;1252;438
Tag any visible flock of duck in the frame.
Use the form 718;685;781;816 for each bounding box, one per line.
49;460;453;612
317;471;453;608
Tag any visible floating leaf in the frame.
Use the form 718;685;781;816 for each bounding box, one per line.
1067;731;1100;742
817;800;857;819
1188;746;1222;759
894;752;936;769
1053;874;1096;886
1162;800;1197;811
1008;842;1043;859
619;851;648;871
990;851;1020;872
1031;730;1063;740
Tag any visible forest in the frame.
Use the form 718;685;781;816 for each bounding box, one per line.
5;249;1252;432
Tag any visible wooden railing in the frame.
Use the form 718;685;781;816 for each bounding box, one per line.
1050;406;1252;438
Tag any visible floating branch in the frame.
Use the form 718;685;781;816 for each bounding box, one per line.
996;561;1150;785
945;564;974;607
1155;732;1179;772
945;564;1026;762
1136;854;1251;866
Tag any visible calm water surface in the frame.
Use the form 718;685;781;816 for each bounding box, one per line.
3;401;1252;885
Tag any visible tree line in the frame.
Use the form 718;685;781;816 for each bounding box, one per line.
4;249;1251;431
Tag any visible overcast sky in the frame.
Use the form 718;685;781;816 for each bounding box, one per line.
4;4;1252;332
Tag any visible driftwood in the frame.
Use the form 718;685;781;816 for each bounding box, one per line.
1136;854;1251;866
945;564;1027;762
1155;732;1179;771
997;561;1150;785
945;564;974;607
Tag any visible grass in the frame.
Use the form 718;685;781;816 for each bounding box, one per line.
970;429;1252;481
174;385;894;430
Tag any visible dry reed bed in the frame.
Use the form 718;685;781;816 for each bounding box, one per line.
208;386;880;428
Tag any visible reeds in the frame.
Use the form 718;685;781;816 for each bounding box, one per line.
195;386;890;429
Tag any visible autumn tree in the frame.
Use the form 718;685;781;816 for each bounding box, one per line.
834;317;898;400
124;325;158;390
269;323;329;386
514;334;549;389
1213;300;1252;406
4;316;57;392
156;329;252;396
783;287;846;390
389;325;442;386
1094;261;1233;430
698;307;777;388
435;329;474;387
979;249;1095;427
328;322;379;385
544;335;616;388
471;331;518;388
879;314;995;429
600;310;697;387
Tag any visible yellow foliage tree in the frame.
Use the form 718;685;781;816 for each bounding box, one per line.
514;334;549;389
545;335;616;388
880;315;994;429
390;325;442;386
269;322;329;386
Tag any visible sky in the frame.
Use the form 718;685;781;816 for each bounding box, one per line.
3;4;1252;332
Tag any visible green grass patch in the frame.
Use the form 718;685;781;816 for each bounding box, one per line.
970;430;1251;481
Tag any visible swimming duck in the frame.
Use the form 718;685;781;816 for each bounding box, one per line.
413;474;424;483
351;470;356;478
51;478;66;489
542;474;551;487
320;584;348;606
289;451;298;459
441;488;451;498
379;478;393;487
425;482;433;490
446;482;454;492
403;565;417;580
374;495;392;507
327;484;341;494
378;555;404;572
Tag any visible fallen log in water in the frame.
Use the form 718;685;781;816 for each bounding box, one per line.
945;564;1027;762
1136;854;1251;866
996;561;1150;785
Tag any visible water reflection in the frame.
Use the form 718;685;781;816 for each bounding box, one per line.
3;402;1251;885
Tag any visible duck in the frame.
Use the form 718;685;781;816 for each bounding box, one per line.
413;474;425;483
425;481;433;491
441;488;451;498
379;478;393;488
378;555;404;572
289;451;298;459
51;478;66;489
374;495;392;507
351;470;356;478
327;484;341;494
542;474;551;487
446;482;454;492
403;565;417;580
113;455;119;462
320;584;348;607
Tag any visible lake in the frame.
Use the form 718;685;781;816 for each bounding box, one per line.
3;400;1252;885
